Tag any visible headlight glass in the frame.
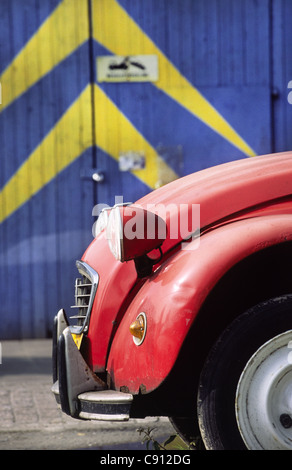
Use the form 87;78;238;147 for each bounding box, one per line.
106;206;124;261
93;208;110;238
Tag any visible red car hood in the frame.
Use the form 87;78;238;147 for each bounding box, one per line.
136;151;292;252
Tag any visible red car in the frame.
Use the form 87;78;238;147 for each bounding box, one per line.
52;151;292;450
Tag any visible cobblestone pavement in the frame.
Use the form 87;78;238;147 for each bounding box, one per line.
0;339;174;450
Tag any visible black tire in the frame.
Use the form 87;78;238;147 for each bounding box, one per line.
197;295;292;450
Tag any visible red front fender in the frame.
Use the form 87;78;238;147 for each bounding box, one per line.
106;214;292;394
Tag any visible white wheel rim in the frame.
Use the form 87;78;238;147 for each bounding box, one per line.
235;330;292;450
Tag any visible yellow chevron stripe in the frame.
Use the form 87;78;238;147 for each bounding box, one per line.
94;84;177;189
0;0;89;112
93;0;256;157
0;85;92;224
1;0;255;159
0;0;256;224
0;83;176;223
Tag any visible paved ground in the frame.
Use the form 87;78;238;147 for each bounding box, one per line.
0;339;175;450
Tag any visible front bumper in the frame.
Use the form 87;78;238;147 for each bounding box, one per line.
52;309;133;421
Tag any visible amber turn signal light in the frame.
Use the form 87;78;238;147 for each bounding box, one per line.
129;313;147;345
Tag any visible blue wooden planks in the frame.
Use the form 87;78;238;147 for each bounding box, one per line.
0;0;291;338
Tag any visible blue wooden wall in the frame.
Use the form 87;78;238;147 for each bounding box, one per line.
0;0;291;339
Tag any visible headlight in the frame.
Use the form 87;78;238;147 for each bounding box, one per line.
106;205;167;265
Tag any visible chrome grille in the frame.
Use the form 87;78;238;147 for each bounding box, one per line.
70;260;99;334
70;277;92;323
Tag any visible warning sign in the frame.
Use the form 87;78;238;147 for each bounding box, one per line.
97;55;159;83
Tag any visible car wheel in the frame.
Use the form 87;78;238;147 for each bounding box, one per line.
197;295;292;450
